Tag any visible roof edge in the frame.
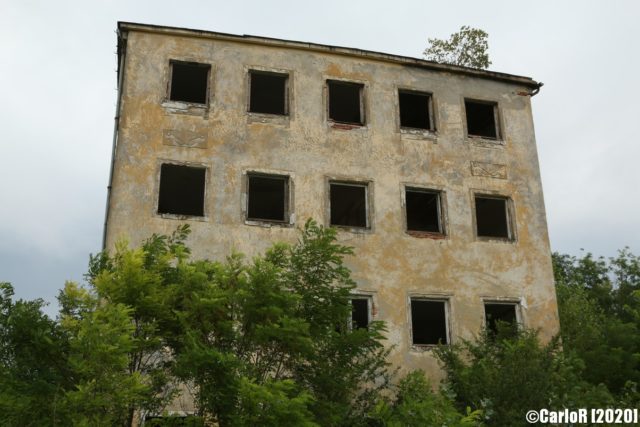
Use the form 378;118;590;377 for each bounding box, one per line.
117;21;540;89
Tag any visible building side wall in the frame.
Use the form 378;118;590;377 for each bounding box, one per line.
106;30;559;379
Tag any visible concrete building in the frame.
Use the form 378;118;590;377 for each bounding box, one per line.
104;22;559;381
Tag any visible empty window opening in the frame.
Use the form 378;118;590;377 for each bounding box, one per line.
247;174;288;222
351;298;370;330
411;299;448;345
465;100;498;139
475;196;511;239
484;303;518;337
158;164;206;217
249;71;288;115
406;188;442;233
399;91;433;130
328;80;364;125
169;61;210;104
330;182;368;228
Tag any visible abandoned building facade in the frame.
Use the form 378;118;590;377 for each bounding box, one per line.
104;22;560;380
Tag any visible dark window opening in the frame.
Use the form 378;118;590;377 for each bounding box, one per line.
465;100;498;138
328;80;364;125
475;196;510;239
484;303;517;337
247;175;288;222
158;164;206;217
399;91;432;130
169;61;210;104
406;189;441;233
249;71;287;115
330;182;368;228
411;299;448;345
351;298;370;330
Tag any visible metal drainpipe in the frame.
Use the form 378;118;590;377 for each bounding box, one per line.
101;31;127;250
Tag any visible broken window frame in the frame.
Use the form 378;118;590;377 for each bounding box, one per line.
166;60;211;106
398;89;436;133
464;98;501;140
326;79;366;126
473;193;515;241
349;295;373;331
403;186;446;237
327;180;372;231
483;300;522;336
247;69;290;116
156;161;208;220
409;297;451;347
244;171;292;225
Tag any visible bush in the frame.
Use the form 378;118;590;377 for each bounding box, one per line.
434;328;614;426
370;370;481;426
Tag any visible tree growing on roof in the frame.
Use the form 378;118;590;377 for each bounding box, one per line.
423;26;491;70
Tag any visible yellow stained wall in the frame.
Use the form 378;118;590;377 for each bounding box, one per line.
106;28;559;382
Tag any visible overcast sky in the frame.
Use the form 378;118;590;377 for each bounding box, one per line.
2;0;639;313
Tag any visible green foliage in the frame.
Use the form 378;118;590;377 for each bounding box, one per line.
0;282;71;426
50;226;194;425
170;220;392;426
234;378;318;426
423;26;491;69
370;371;482;426
434;328;613;426
60;283;151;426
16;227;640;426
283;221;393;424
553;249;640;395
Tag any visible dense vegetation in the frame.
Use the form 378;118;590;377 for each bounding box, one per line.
1;222;639;426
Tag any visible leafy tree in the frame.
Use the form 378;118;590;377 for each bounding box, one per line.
168;220;392;425
370;370;481;426
59;283;152;426
609;248;640;323
423;26;491;69
71;225;195;425
0;280;162;427
58;220;389;425
553;249;640;395
552;251;614;311
233;378;318;426
279;221;392;424
0;283;72;426
434;328;613;426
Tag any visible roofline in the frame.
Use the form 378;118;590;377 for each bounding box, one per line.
117;21;541;89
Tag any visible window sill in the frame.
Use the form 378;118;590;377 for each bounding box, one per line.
475;236;516;244
328;121;367;131
406;230;446;240
244;219;294;228
161;100;209;116
400;128;437;141
410;344;447;352
247;112;290;126
468;136;505;148
157;213;208;222
331;224;372;234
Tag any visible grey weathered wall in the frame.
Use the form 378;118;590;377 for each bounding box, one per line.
106;29;559;381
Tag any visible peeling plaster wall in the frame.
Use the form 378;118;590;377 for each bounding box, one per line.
106;29;559;381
